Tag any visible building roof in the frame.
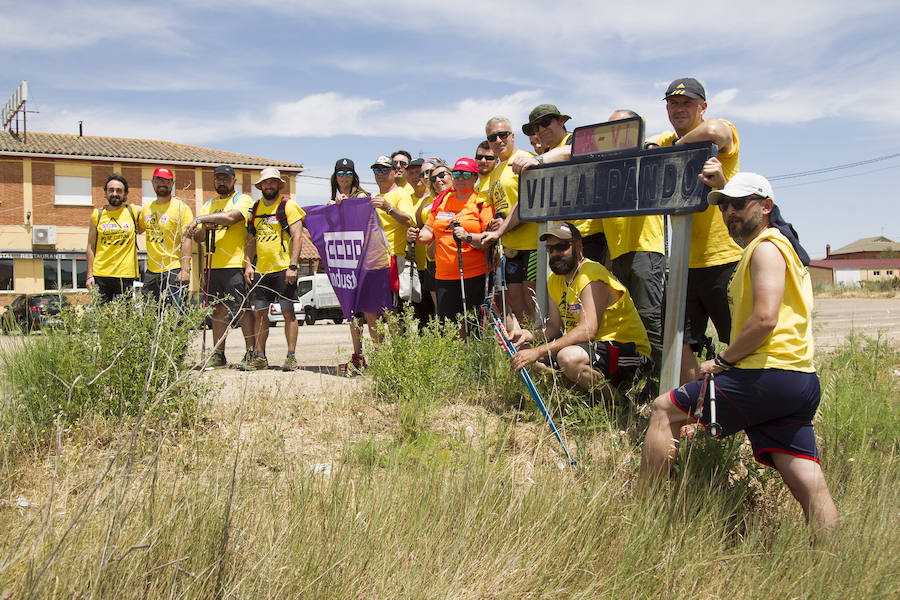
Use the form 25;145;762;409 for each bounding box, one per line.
0;131;303;172
298;229;319;260
809;258;900;270
829;236;899;256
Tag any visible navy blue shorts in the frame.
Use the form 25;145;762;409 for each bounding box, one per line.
670;368;821;467
504;249;536;284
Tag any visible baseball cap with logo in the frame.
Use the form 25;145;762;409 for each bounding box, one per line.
152;167;174;180
663;77;706;101
522;103;571;135
254;167;284;188
452;157;478;173
370;156;393;169
214;165;235;176
707;172;774;205
334;158;355;172
539;222;582;242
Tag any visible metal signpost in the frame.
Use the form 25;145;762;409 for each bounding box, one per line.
518;139;718;395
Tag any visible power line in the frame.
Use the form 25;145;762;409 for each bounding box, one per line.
767;151;900;181
773;162;900;189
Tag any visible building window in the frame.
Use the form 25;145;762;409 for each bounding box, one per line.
142;179;156;203
43;258;88;290
888;270;894;276
55;175;93;206
0;259;13;291
873;270;881;276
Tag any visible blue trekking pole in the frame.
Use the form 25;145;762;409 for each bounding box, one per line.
481;299;576;468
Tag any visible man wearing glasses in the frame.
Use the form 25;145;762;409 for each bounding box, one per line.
653;77;743;384
479;116;538;324
370;156;414;309
391;150;414;195
473;140;497;205
640;172;838;540
506;222;651;392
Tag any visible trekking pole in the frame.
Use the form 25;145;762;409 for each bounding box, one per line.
708;374;722;437
494;211;508;324
407;240;417;309
450;220;469;339
481;299;576;468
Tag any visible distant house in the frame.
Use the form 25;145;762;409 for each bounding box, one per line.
824;236;900;260
809;258;900;288
0;131;320;302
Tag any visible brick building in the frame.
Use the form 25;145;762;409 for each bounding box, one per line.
0;131;319;303
823;236;900;260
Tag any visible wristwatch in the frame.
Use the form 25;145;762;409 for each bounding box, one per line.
288;264;298;271
536;154;544;165
465;234;473;244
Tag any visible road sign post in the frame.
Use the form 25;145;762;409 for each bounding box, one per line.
517;141;718;396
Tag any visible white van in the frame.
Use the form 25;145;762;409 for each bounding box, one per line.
267;273;344;325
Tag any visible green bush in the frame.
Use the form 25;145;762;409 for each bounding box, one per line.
0;295;207;456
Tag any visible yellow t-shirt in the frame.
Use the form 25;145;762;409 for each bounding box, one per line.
199;192;254;269
377;187;413;257
548;260;651;357
729;228;815;372
139;198;193;273
249;196;306;274
657;119;742;268
411;194;432;270
602;215;665;260
91;204;140;278
488;148;537;251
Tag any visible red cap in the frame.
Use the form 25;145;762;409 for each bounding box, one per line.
153;167;174;180
453;157;478;173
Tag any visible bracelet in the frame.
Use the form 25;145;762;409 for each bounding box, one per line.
715;352;736;369
536;154;544;165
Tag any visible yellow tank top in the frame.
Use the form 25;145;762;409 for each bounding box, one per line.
92;205;140;278
488;149;538;251
729;229;815;372
548;260;651;357
657;120;743;268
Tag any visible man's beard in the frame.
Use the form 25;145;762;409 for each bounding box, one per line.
216;184;233;195
549;251;577;275
155;185;172;198
107;196;124;207
727;211;762;247
261;188;279;200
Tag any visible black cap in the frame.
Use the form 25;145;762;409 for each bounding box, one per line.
334;158;354;172
214;164;235;176
663;77;706;101
408;158;424;168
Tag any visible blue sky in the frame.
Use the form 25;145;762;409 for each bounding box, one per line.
3;0;899;257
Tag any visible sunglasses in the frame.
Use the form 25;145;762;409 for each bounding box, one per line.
393;160;409;168
452;171;475;180
372;167;392;174
546;241;571;254
335;170;354;177
718;195;764;212
487;130;512;142
531;115;556;130
430;171;450;182
475;153;496;161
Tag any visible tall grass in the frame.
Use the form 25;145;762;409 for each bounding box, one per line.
0;314;896;598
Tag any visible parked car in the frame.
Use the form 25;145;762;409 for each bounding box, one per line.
1;293;70;334
267;301;304;325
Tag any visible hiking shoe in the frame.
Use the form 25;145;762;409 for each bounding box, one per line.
281;354;298;371
236;353;268;371
204;352;227;370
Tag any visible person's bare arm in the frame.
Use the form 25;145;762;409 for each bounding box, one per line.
243;231;256;285
510;145;572;174
699;157;727;188
286;220;303;285
178;235;192;284
185;209;245;240
407;225;434;245
701;241;785;374
86;218;98;289
676;118;735;154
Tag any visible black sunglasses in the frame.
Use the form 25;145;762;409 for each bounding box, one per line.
546;241;571;254
487;131;512;142
718;195;764;212
531;115;556;130
430;171;450;182
393;160;409;168
475;153;496;161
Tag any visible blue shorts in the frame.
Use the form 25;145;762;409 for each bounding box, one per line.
504;249;536;284
670;368;821;467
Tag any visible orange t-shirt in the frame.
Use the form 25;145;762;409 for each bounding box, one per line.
426;191;493;280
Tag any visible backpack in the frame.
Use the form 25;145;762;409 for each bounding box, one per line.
247;196;291;251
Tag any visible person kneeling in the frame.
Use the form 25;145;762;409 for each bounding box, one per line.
508;222;651;393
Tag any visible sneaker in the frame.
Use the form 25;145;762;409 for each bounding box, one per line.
236;353;268;371
204;352;227;370
281;354;298;371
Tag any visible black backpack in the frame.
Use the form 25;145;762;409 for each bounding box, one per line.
247;197;290;251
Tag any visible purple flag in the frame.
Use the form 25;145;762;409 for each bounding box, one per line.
303;197;391;319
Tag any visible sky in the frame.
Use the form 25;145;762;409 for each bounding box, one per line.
2;0;899;258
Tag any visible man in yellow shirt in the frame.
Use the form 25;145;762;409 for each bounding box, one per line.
507;223;650;392
640;173;838;540
241;168;305;371
391;150;415;196
86;173;141;303
137;167;193;307
479;116;537;323
185;164;255;369
652;77;744;384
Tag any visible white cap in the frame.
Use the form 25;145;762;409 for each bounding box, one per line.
254;167;284;188
707;172;774;205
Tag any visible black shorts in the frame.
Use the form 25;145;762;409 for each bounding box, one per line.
142;269;184;304
543;340;650;386
205;268;249;312
671;368;821;468
250;270;298;311
684;262;737;349
434;275;486;321
504;249;536;284
423;261;437;292
94;276;135;304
